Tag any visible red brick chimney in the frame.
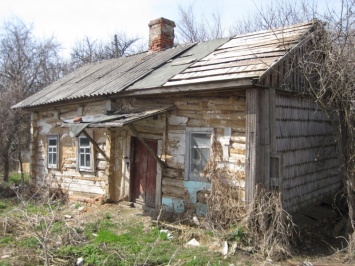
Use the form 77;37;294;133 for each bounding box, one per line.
148;17;176;52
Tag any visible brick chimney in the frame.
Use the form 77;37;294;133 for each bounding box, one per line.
148;17;176;52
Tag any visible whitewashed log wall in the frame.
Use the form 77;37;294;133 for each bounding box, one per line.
162;93;247;212
275;94;340;212
30;93;247;211
30;100;110;198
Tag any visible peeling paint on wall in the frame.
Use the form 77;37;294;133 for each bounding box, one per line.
183;181;211;204
162;197;185;213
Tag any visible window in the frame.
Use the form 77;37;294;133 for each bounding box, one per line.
185;128;213;181
78;135;92;171
47;135;58;169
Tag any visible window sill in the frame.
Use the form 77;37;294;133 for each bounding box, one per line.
78;168;94;173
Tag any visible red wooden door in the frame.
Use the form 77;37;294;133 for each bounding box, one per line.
131;137;157;207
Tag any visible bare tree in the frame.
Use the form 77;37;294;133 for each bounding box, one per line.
176;0;354;251
302;0;355;242
229;0;355;248
70;32;142;69
229;0;318;35
0;18;62;181
176;3;224;43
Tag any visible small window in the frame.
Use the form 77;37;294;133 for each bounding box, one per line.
47;135;58;169
186;128;212;181
78;135;92;171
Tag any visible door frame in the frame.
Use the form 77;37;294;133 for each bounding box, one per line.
129;136;162;209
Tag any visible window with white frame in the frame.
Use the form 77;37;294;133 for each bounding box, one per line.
78;135;92;171
185;128;213;181
47;135;58;169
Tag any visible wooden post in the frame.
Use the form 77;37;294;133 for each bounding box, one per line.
245;88;271;204
82;130;110;162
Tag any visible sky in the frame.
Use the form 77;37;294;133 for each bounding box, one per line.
0;0;342;58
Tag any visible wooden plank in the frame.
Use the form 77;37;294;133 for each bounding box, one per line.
191;53;284;67
213;37;298;54
245;88;271;203
220;24;311;49
220;33;300;49
82;130;109;162
183;58;276;74
128;124;166;172
123;79;253;96
203;45;294;61
164;71;265;87
171;65;268;81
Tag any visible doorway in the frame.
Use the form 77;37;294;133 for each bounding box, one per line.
130;137;157;208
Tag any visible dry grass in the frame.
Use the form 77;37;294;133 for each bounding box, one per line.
246;185;296;259
204;164;245;230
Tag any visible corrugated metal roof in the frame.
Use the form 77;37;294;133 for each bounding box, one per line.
127;37;230;90
13;44;193;109
13;21;317;109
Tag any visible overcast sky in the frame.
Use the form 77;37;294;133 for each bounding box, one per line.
0;0;341;58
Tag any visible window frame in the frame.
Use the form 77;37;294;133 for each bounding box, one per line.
47;135;59;169
185;128;213;181
77;134;94;172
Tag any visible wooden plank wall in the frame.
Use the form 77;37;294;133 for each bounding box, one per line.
275;94;340;212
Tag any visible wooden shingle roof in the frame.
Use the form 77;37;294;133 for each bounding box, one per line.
163;22;315;87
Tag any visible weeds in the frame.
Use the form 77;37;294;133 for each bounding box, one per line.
246;185;296;259
0;188;251;265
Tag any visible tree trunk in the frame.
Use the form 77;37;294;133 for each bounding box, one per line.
339;111;355;244
3;152;9;182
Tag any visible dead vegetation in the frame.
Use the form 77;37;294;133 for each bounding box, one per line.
246;185;296;259
205;164;245;230
190;137;296;260
203;167;296;260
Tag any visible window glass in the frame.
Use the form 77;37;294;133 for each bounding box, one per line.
80;137;90;146
78;136;92;170
186;130;212;181
47;136;58;168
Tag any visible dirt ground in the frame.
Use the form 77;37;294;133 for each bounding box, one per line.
64;201;353;265
0;192;353;266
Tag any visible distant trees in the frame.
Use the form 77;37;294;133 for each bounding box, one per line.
70;32;143;69
0;19;145;181
229;0;317;35
0;18;63;181
232;0;355;242
175;3;223;43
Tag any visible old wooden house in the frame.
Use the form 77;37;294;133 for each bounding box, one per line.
13;18;340;214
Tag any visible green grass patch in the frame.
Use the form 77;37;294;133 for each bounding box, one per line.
227;225;247;242
52;221;65;233
19;237;39;248
8;172;29;185
25;202;50;215
0;201;7;211
0;236;13;245
57;221;181;265
96;229;121;243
